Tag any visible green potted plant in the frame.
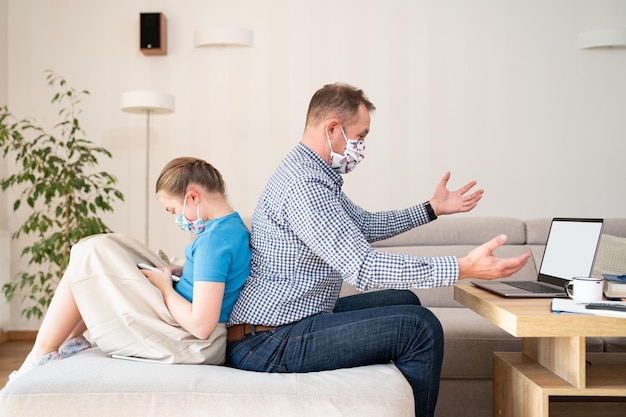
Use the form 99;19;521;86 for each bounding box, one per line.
0;70;125;320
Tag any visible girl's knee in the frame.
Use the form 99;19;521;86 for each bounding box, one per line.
70;233;109;255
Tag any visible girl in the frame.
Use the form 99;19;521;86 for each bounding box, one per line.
9;157;251;381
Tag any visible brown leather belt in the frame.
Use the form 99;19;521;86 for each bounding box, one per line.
228;324;275;343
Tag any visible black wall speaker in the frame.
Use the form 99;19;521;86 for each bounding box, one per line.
140;13;167;55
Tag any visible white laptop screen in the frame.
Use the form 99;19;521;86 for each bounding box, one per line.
538;218;603;283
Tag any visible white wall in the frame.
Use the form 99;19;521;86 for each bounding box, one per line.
2;0;626;329
0;231;9;331
0;0;7;224
0;0;8;331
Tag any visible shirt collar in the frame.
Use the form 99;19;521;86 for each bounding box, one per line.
296;143;343;187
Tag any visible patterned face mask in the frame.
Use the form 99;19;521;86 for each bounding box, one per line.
175;195;206;234
326;125;366;174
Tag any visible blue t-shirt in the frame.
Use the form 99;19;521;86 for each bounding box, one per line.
174;211;251;322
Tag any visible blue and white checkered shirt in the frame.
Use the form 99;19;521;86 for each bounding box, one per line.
228;144;458;327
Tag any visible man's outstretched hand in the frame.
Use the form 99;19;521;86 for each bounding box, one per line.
429;171;484;217
457;234;531;280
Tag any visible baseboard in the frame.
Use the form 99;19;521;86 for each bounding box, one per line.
0;330;37;344
9;330;37;341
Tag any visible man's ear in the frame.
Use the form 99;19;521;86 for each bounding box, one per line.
325;119;341;135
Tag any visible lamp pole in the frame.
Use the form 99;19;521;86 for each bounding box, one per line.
120;91;175;247
145;109;152;245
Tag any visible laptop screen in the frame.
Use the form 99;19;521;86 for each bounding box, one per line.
538;218;604;286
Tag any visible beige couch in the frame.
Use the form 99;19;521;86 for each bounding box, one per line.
2;217;625;417
366;217;626;416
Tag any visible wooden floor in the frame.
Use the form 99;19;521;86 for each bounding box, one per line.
0;338;33;387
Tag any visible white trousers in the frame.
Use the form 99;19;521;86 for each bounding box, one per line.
66;233;226;365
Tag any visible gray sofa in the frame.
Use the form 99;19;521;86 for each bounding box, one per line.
2;217;626;417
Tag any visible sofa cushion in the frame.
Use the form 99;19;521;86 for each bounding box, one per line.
601;219;626;238
602;337;626;352
0;348;414;417
525;218;552;245
592;234;626;277
436;380;493;417
372;217;527;247
431;307;521;379
526;218;626;245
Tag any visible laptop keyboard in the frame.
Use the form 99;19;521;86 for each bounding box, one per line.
505;281;565;294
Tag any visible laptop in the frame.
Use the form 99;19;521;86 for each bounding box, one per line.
472;218;604;298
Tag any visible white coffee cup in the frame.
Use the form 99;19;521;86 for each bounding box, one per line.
564;277;603;303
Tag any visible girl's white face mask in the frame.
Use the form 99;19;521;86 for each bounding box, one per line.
175;195;206;234
326;125;366;174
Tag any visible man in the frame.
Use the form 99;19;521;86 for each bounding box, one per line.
228;83;530;417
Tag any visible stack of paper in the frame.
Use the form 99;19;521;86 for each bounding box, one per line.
551;298;626;318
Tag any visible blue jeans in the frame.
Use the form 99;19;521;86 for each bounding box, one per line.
227;290;444;417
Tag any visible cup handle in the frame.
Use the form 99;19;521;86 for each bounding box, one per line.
565;281;574;298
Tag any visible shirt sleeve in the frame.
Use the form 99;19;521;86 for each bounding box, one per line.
285;176;459;292
192;233;232;283
340;194;433;243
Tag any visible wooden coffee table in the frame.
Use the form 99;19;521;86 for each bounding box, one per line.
454;284;626;417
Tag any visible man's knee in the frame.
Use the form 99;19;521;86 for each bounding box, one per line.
380;289;421;306
397;289;421;306
420;306;443;341
400;304;444;345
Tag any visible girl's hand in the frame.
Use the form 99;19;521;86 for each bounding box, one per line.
140;267;174;292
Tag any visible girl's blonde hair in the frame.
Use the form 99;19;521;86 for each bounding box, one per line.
156;157;225;198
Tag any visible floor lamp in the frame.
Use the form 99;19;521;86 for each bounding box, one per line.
121;91;175;246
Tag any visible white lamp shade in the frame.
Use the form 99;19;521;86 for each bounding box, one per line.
121;91;175;114
578;28;626;49
194;27;253;47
